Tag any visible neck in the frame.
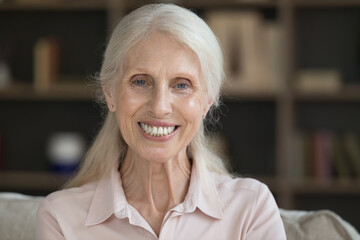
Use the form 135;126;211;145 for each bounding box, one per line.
120;149;191;235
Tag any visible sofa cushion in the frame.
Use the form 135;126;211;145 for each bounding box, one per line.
280;209;360;240
0;192;43;240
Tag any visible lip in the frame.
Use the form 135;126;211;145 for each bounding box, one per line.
140;121;177;127
138;121;179;142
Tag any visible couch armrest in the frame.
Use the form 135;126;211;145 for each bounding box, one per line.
280;209;360;240
0;192;43;240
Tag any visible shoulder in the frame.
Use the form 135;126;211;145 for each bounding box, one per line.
215;174;269;196
213;174;286;238
212;174;275;211
47;181;97;202
40;181;98;217
36;181;101;238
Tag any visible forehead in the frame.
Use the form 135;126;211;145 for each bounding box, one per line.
123;33;201;78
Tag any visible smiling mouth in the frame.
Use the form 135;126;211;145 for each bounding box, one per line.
139;122;178;137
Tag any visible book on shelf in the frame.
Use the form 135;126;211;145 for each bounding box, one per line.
312;131;333;179
343;133;360;176
291;132;306;178
333;136;352;178
293;131;360;179
206;11;282;95
298;132;315;178
33;37;60;92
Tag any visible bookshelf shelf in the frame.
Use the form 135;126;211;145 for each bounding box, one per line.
222;90;278;102
0;83;96;101
294;87;360;102
236;176;360;197
0;171;69;191
291;178;360;195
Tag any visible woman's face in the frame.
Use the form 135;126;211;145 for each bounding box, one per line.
106;33;212;163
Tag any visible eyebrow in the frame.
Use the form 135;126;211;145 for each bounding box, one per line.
126;67;198;81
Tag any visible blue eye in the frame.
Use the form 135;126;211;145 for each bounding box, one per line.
134;79;146;86
133;79;146;87
176;83;188;89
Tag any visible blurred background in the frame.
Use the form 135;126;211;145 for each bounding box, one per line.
1;0;360;231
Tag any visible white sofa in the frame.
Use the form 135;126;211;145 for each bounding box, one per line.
0;192;359;240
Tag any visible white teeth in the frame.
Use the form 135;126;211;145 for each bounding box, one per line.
140;123;146;131
140;123;176;137
152;126;157;136
158;127;163;136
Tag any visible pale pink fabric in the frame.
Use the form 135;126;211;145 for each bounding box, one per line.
36;163;286;240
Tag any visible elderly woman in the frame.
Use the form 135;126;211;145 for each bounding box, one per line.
36;4;286;240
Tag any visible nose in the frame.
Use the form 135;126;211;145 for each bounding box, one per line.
147;84;172;118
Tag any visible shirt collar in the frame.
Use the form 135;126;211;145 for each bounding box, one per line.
85;160;224;226
184;160;224;220
85;168;127;226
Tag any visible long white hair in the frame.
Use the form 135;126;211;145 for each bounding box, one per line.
65;3;229;189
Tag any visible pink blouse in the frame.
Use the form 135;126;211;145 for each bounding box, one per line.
36;163;286;240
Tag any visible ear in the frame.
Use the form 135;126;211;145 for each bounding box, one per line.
104;86;116;112
202;97;214;119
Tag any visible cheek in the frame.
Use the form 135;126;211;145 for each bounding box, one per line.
176;95;204;148
117;87;138;114
179;93;204;124
115;88;145;140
